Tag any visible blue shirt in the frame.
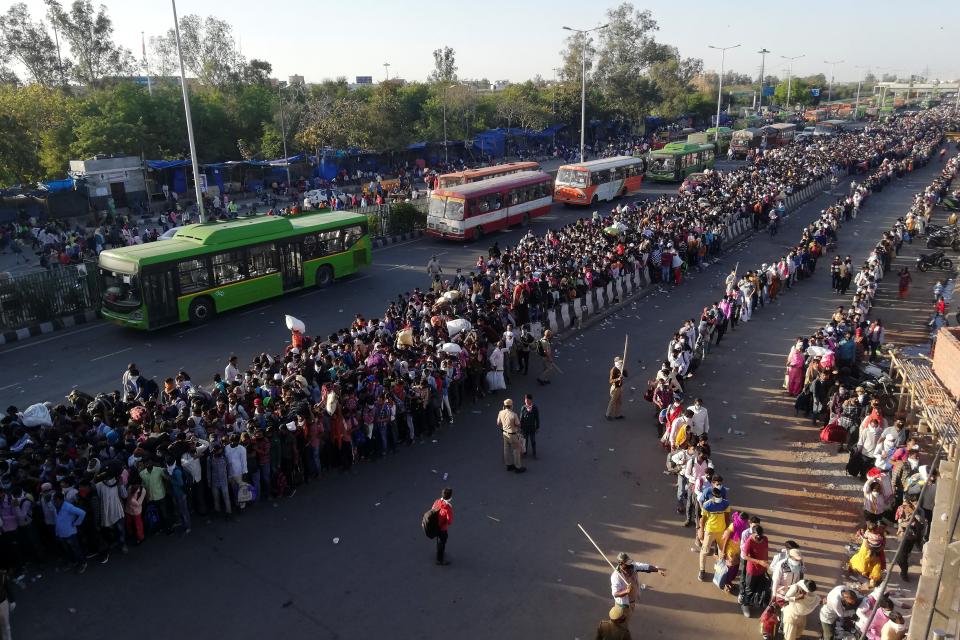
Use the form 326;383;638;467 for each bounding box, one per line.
54;500;86;538
699;485;729;505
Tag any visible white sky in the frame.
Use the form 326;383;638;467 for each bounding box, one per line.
13;0;960;84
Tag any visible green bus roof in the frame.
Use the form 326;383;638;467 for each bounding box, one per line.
652;142;715;156
705;126;733;135
99;211;367;272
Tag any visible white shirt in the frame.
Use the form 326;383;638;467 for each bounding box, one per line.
502;331;515;349
224;443;248;477
820;585;857;624
687;404;710;435
225;362;240;382
610;563;652;605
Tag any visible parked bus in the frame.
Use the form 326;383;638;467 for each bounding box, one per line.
553;156;646;206
704;126;733;154
768;122;797;146
98;211;372;329
645;142;716;182
426;170;553;241
814;119;847;137
436;161;540;190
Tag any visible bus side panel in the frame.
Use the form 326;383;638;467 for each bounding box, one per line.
504;196;553;225
595;179;624;202
623;174;644;194
177;275;284;318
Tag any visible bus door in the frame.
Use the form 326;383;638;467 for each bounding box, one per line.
278;241;304;291
141;268;180;328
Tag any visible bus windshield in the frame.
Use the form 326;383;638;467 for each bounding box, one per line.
429;197;465;221
100;269;141;308
556;168;587;187
438;176;463;189
649;156;675;172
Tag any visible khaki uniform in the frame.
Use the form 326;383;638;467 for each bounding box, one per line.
606;366;627;418
497;408;523;468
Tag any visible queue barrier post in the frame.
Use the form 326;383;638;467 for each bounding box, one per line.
559;302;572;329
547;310;559;334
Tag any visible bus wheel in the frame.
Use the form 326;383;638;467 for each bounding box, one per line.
316;265;334;288
188;297;215;325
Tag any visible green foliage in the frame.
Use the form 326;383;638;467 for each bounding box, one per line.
44;0;134;85
386;202;425;235
773;78;815;107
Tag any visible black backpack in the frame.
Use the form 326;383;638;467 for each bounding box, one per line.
422;507;440;539
536;339;546;357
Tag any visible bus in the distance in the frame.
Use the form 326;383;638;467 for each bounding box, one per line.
645;142;716;182
436;161;540;190
553;156;645;206
98;211;371;328
426;170;553;241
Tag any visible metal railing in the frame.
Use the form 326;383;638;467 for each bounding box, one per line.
0;260;101;332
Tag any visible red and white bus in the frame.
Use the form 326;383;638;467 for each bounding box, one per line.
553;155;645;206
436;161;541;190
426;171;553;241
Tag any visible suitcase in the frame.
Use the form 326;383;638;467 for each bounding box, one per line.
820;422;846;444
759;603;781;639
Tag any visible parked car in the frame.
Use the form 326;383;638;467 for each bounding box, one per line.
304;188;350;209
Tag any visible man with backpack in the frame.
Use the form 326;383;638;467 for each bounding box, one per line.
423;488;453;566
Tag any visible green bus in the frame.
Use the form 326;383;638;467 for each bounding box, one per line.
703;126;733;154
645;142;716;182
98;211;372;329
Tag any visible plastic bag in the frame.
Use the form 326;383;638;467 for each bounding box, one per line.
446;318;472;337
441;342;462;355
21;403;53;428
285;315;306;333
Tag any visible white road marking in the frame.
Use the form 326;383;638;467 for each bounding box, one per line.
0;382;22;391
89;346;133;362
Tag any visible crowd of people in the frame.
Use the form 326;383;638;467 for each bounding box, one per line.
623;110;953;640
0;107;957;640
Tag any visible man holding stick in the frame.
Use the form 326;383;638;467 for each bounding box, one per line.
610;552;667;622
606;356;628;421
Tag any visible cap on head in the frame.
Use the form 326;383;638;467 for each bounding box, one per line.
609;606;625;621
503;398;513;407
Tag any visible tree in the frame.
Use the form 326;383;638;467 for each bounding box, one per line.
558;30;596;83
649;51;704;117
864;72;877;84
148;33;178;78
773;78;814;108
495;82;550;130
297;95;368;151
44;0;134;85
0;3;65;86
429;46;457;83
238;59;272;86
176;15;240;86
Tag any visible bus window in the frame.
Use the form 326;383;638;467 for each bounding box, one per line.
178;258;211;294
302;234;319;259
538;182;550;197
344;225;364;247
212;250;246;285
509;190;520;206
445;199;464;220
247;244;278;277
428;197;447;218
556;168;587;187
491;195;502;211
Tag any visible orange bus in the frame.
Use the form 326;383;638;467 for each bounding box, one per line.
436;161;540;190
426;171;553;241
553;156;645;206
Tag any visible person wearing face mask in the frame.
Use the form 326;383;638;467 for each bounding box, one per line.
880;611;906;640
697;487;730;582
207;444;231;518
778;579;819;640
893;499;925;582
856;592;895;640
610;552;667;624
740;524;770;617
606;357;628;421
94;472;127;555
770;546;805;602
164;456;192;534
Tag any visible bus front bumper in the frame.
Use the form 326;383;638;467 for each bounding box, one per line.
100;307;149;330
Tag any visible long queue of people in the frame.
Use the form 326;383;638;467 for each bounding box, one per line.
0;110;955;623
629;116;953;640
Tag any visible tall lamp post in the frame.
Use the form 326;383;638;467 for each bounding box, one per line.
852;65;868;121
709;44;741;130
170;0;206;223
277;81;292;187
562;23;609;162
757;48;771;110
780;54;804;112
824;59;844;112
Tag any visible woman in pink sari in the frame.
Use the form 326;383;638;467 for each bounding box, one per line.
785;338;806;396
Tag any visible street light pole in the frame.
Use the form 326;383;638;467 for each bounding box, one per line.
442;85;448;165
853;65;867;121
563;23;609;162
709;44;741;130
780;54;804;112
170;0;206;223
757;48;770;110
824;59;844;110
277;81;292;187
383;62;390;81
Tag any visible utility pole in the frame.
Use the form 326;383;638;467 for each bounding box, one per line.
757;49;770;110
277;81;292;187
563;23;609;162
852;65;868;121
824;59;844;112
141;31;152;96
383;62;390;81
171;0;206;223
780;54;804;112
709;44;741;130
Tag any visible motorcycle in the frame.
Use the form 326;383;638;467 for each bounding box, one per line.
860;374;898;415
925;230;960;250
916;251;954;272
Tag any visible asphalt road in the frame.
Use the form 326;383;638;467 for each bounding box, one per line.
12;154;939;640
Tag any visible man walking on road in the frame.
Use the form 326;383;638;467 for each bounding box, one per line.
520;394;540;459
426;255;443;280
431;488;453;566
606;357;627;420
497;399;525;473
610;552;666;623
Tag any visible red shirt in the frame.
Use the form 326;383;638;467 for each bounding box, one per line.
743;535;769;576
432;499;453;532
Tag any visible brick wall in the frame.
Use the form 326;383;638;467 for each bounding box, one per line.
932;327;960;398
